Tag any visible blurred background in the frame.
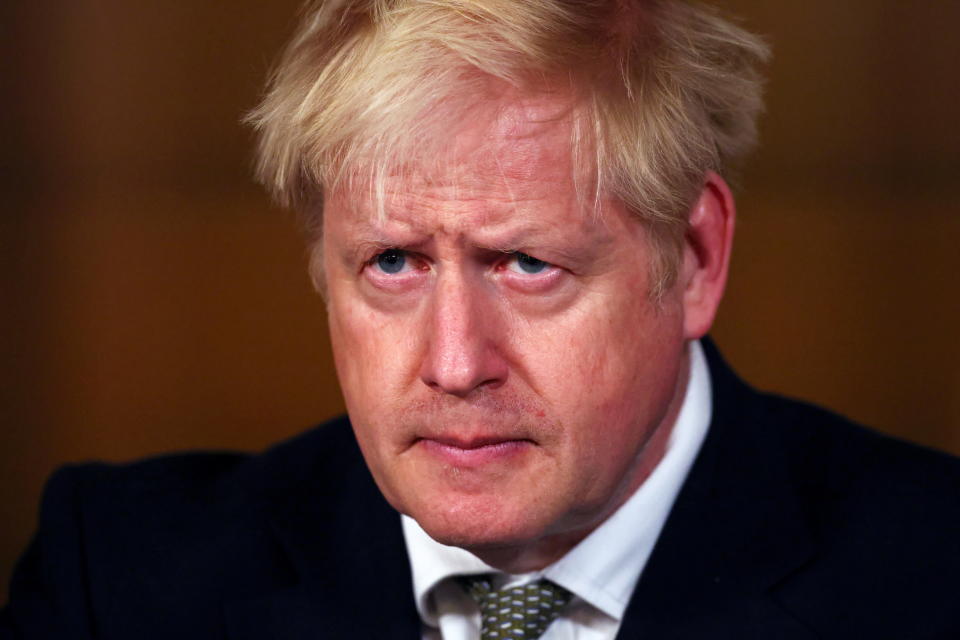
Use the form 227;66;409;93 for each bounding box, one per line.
2;0;958;602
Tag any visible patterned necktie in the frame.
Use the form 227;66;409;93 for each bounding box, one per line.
460;575;572;640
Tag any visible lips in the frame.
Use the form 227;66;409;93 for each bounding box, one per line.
415;435;533;467
425;434;529;449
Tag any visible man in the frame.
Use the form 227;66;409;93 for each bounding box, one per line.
3;1;959;638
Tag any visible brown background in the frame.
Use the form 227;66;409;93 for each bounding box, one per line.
2;1;959;603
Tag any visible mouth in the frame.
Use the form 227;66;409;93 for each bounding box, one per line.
414;435;534;467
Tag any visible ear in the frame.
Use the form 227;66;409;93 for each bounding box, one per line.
680;171;735;340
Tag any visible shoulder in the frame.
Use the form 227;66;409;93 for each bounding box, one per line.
49;414;359;515
754;389;960;501
748;391;960;631
4;417;364;637
35;416;366;563
703;338;960;505
699;342;960;633
736;380;960;541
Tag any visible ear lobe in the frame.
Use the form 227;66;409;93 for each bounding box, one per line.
680;171;736;340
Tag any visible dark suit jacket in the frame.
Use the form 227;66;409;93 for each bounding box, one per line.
3;341;960;639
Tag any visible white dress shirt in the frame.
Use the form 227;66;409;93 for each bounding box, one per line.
402;340;713;640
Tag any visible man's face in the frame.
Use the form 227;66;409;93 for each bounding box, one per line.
323;97;693;569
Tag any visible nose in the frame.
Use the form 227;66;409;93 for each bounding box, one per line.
419;271;508;397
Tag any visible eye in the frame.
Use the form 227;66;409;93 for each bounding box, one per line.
505;252;551;275
373;249;409;274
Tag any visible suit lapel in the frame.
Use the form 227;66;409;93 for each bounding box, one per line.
223;426;421;640
616;340;819;639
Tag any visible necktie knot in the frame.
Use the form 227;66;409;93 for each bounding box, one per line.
459;575;572;639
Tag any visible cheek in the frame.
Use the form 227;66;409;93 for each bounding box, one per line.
327;293;418;414
514;291;671;386
512;293;684;439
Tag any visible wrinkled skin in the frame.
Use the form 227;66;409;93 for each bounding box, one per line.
322;95;733;571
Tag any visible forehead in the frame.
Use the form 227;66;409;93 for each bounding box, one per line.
327;91;600;234
447;93;576;184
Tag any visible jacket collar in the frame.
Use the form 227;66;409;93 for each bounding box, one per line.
616;338;819;638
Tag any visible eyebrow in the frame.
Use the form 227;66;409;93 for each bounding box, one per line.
471;221;615;260
336;191;617;262
341;235;416;265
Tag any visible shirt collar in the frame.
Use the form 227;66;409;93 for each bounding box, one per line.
402;339;713;625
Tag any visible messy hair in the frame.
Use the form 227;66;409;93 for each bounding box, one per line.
248;0;769;295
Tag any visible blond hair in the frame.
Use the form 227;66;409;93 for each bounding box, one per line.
248;0;769;294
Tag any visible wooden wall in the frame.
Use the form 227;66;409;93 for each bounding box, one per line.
2;1;958;601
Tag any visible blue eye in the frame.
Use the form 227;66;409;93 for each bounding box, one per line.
511;252;549;274
376;249;407;274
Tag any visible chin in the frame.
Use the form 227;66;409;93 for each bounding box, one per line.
410;492;556;551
